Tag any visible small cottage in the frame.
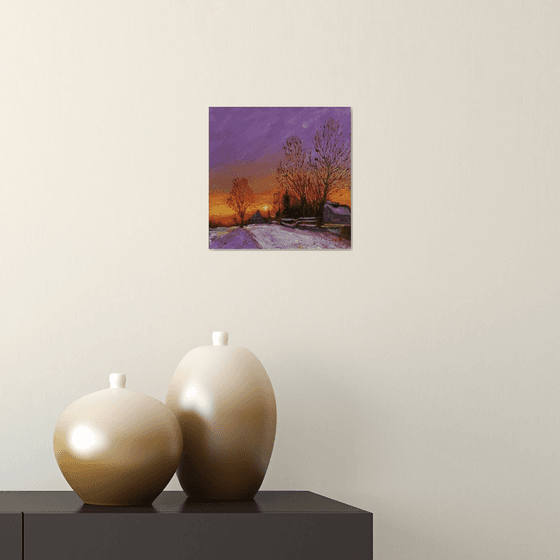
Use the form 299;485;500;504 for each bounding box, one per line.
249;210;266;224
323;200;351;225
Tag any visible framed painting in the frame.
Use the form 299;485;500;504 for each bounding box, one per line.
209;107;351;250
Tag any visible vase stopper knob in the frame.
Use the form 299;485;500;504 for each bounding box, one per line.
109;373;126;388
212;332;229;346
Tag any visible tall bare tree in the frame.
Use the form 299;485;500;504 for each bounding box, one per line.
227;177;255;228
310;118;351;210
276;136;313;216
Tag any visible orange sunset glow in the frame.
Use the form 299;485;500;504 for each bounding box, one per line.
209;185;351;226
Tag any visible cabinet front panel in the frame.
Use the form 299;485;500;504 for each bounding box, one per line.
24;512;372;560
0;512;22;560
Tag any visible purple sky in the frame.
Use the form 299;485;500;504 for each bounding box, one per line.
209;107;351;193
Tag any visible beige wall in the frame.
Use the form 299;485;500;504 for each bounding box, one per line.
1;1;559;558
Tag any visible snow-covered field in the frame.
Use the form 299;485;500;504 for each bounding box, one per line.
209;224;350;250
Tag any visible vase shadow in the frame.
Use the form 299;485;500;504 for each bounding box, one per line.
76;503;157;513
181;497;261;513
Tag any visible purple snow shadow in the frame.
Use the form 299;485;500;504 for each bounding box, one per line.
210;228;262;249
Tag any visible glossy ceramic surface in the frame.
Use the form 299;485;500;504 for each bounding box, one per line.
53;373;183;506
166;332;277;500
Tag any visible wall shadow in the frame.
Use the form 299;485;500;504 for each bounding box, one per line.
375;515;474;560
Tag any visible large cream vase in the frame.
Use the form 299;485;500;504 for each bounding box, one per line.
166;332;277;500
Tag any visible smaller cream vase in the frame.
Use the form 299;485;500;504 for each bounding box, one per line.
166;332;277;500
53;373;183;506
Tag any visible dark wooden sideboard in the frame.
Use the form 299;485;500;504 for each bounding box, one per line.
0;491;372;559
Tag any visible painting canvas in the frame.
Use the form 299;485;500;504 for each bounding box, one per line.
209;107;351;250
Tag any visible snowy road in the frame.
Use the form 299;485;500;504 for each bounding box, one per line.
209;224;350;250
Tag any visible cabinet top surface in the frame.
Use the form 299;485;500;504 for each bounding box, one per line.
0;491;370;515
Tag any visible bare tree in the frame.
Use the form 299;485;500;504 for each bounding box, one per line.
227;177;255;228
276;136;313;216
310;118;351;211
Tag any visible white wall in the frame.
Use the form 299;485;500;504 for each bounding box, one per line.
1;1;559;558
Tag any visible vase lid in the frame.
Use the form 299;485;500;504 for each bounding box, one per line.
212;332;229;346
109;373;126;388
